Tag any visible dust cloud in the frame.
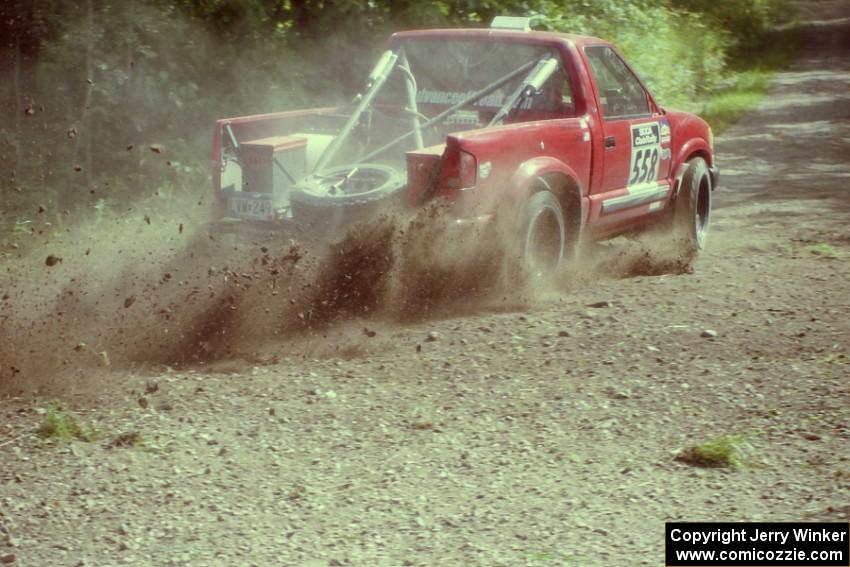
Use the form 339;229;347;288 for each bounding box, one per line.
0;199;495;392
0;191;690;395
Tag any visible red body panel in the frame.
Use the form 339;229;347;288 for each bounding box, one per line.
666;109;714;170
449;118;592;218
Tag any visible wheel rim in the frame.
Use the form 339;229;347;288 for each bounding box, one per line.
695;174;711;248
323;167;391;197
298;164;401;200
525;207;563;275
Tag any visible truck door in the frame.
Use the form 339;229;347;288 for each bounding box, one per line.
584;45;672;235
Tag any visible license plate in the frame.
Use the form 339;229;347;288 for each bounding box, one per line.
229;195;273;220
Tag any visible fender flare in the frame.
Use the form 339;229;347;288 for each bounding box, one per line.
504;156;587;232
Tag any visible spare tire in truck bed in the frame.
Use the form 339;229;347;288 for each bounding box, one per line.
289;163;407;234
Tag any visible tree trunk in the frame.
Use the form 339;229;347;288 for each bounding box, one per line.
12;32;21;182
72;0;95;188
83;0;94;187
124;0;142;193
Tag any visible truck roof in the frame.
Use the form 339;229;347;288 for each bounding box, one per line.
390;28;606;48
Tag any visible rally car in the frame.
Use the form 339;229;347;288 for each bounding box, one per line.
210;16;717;275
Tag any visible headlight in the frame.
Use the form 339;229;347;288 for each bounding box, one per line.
708;127;714;150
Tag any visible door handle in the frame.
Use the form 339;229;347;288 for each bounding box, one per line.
604;136;616;148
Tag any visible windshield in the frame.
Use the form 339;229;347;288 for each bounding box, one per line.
380;38;571;114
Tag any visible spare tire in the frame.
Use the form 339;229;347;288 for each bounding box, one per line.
290;163;406;235
291;163;406;207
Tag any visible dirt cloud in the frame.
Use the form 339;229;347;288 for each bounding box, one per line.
0;196;693;395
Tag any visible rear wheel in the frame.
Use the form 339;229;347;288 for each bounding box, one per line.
674;157;712;258
520;189;566;279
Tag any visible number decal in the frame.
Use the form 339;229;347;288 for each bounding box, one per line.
628;122;662;187
629;149;643;185
648;148;658;179
639;150;650;182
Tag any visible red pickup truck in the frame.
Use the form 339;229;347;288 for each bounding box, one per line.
211;16;717;276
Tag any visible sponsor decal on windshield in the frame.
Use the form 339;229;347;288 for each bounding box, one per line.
416;89;534;109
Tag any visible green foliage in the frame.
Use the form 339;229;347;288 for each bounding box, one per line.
676;435;754;469
534;1;727;107
699;70;771;133
699;25;799;132
36;403;98;442
670;0;796;48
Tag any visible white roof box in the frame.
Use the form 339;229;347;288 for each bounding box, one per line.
490;16;533;31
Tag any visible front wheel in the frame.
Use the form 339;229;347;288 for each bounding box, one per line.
521;189;566;279
674;157;712;258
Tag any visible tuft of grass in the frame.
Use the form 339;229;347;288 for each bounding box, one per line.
804;243;840;259
36;404;98;442
676;435;754;469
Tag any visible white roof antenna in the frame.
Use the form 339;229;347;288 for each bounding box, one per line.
490;16;536;31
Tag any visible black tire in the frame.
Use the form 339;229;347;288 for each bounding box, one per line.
290;163;406;235
520;189;566;278
290;163;405;208
674;157;712;258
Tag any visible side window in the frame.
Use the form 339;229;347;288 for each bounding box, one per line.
585;46;650;119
